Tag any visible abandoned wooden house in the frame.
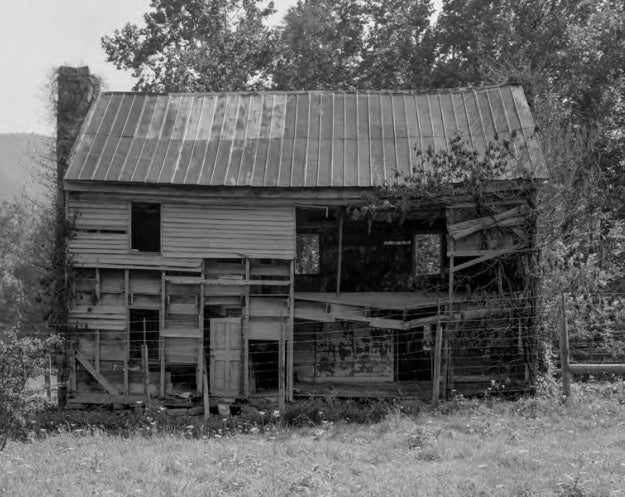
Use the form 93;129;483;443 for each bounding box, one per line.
61;82;545;408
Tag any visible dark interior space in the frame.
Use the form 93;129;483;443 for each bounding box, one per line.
129;308;160;361
131;202;161;252
295;207;446;293
395;328;432;381
250;340;279;392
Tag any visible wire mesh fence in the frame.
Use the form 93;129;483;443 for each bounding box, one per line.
30;291;625;404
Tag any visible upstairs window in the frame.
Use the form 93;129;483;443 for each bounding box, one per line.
131;203;161;252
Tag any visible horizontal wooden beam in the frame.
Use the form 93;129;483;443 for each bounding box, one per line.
448;246;525;258
569;363;625;375
448;205;529;240
452;247;520;272
166;276;291;287
75;351;120;395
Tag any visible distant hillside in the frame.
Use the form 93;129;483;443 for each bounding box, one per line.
0;133;54;202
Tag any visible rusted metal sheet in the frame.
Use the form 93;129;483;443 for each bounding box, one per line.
65;86;545;187
161;204;295;259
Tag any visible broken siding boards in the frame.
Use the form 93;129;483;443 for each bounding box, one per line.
447;202;530;267
161;205;295;259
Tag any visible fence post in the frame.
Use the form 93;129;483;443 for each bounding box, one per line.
279;319;286;413
142;343;150;404
559;293;571;400
432;308;443;405
203;366;210;421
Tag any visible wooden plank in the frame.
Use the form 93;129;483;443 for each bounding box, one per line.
288;259;295;402
336;209;343;295
198;263;206;396
75;351;120;395
250;297;289;317
160;271;166;398
448;205;529;240
569;364;625;375
95;330;100;374
141;344;150;403
449;246;526;258
243;258;250;397
203;366;210;421
166;276;290;287
69;349;77;395
123;269;129;395
452;247;519;272
407;314;442;328
432;313;442;405
279;319;286;412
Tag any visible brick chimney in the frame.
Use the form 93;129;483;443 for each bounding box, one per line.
53;66;99;407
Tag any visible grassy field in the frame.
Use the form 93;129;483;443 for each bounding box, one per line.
2;384;625;497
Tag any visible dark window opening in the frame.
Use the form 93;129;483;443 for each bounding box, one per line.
250;340;279;392
129;309;160;361
296;234;320;275
131;203;161;252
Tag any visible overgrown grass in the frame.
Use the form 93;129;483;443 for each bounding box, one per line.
1;383;625;496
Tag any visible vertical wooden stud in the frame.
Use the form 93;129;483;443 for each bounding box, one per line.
243;258;250;397
279;319;286;412
287;260;295;402
68;348;77;395
203;366;210;421
123;269;129;396
432;309;443;406
197;263;205;396
560;293;571;400
336;209;344;295
160;271;166;398
142;343;150;403
95;268;101;303
95;329;100;375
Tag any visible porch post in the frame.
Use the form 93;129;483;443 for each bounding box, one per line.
336;208;344;295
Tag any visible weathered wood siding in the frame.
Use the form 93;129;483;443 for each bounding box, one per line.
67;195;295;264
294;322;394;383
161;205;295;260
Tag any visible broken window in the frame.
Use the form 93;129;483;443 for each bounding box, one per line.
413;234;442;276
295;234;320;275
131;203;161;252
129;309;160;361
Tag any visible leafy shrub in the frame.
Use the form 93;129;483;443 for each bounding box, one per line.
0;328;57;450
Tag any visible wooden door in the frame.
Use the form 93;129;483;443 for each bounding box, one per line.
209;317;242;397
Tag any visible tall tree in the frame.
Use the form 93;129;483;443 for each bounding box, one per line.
102;0;277;92
430;0;590;88
359;0;434;89
272;0;365;90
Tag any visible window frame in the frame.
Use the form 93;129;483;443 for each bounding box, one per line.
130;202;162;254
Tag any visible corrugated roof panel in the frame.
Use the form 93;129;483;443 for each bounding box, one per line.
65;85;545;188
393;95;411;176
331;94;345;186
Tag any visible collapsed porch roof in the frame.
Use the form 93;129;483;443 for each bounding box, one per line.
64;85;545;189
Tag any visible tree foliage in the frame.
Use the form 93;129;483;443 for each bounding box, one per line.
102;0;277;92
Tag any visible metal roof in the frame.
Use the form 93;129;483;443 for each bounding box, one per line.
64;86;545;187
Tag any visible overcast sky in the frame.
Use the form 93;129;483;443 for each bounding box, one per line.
0;1;441;137
0;0;295;136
